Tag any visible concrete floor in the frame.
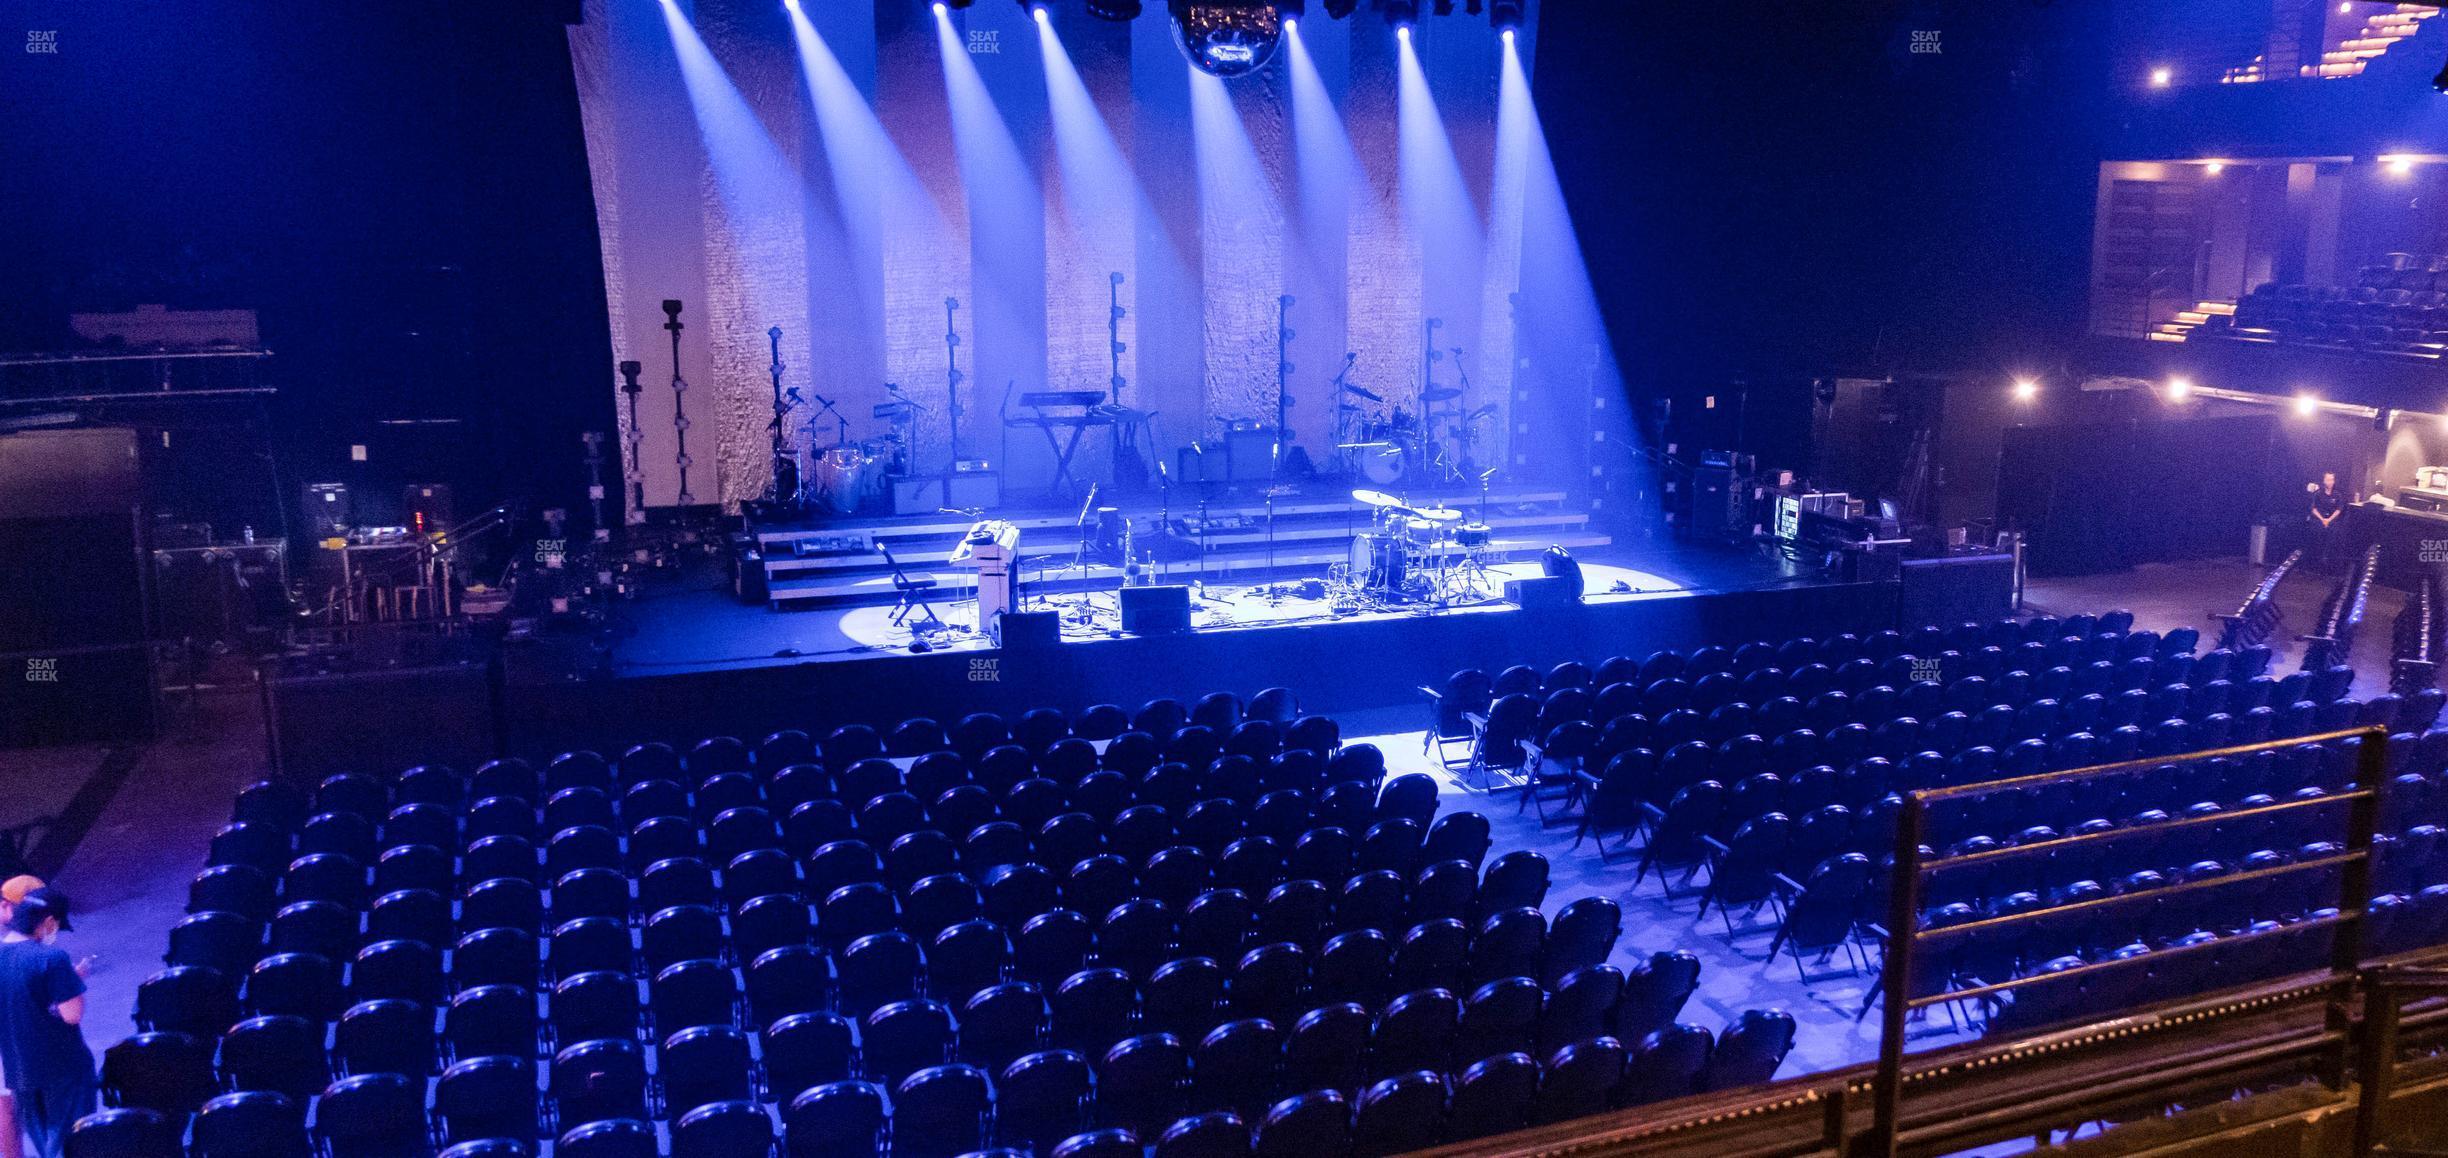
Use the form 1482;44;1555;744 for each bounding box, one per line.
2023;556;2408;696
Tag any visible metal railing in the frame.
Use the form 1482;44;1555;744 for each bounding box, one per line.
1867;725;2389;1156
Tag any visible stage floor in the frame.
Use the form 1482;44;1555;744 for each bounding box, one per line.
584;539;1824;676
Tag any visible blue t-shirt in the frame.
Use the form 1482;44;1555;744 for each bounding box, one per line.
0;939;91;1092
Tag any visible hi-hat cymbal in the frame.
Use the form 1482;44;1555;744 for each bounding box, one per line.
1351;489;1403;508
1413;507;1464;523
1420;387;1463;403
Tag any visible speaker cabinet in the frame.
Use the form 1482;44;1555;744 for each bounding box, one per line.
996;609;1061;649
1120;585;1192;634
1504;575;1580;613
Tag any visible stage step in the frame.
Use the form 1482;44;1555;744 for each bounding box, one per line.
745;482;1601;609
764;529;1616;606
759;508;1593;577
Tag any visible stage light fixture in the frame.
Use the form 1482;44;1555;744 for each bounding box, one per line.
1489;0;1522;30
1087;0;1143;17
1432;0;1453;13
1323;0;1357;17
2387;154;2417;176
1383;0;1418;26
1173;1;1284;77
1275;0;1305;17
2203;160;2224;175
2011;378;2038;403
2165;376;2193;401
2149;65;2172;87
2295;393;2319;417
2434;50;2448;93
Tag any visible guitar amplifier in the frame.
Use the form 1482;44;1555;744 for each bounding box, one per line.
1177;446;1231;485
1225;428;1275;481
892;473;1001;514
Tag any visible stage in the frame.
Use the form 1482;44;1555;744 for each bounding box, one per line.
492;539;1910;759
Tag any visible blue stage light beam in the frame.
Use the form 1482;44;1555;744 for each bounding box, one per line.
1495;31;1650;517
1397;26;1486;372
932;3;1044;314
1038;15;1159;258
785;5;951;257
656;0;802;226
1189;64;1289;394
1284;19;1359;288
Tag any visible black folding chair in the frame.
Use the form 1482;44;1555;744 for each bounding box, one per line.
879;544;943;629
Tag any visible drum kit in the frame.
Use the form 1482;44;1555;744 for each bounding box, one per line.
787;395;919;515
1341;488;1500;604
1335;388;1499;488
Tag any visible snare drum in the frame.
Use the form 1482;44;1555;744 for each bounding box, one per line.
1349;533;1407;590
1455;522;1493;549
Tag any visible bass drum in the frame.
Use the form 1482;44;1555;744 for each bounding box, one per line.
1349;533;1406;590
1353;444;1406;486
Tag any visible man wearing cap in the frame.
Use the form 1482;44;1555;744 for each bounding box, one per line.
0;876;44;930
0;889;91;1158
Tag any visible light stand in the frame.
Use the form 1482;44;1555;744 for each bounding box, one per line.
617;360;646;526
662;300;695;508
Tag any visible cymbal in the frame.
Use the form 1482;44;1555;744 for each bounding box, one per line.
1351;489;1404;508
1413;507;1464;523
1420;387;1463;403
1341;383;1385;402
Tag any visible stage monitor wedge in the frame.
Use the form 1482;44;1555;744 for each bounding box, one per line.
1121;584;1193;634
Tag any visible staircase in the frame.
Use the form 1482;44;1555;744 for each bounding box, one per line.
2150;299;2237;343
747;484;1607;610
2223;2;2438;83
2306;3;2437;77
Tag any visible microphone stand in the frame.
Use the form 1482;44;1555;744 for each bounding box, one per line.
765;326;800;507
1155;459;1171;583
810;392;849;449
